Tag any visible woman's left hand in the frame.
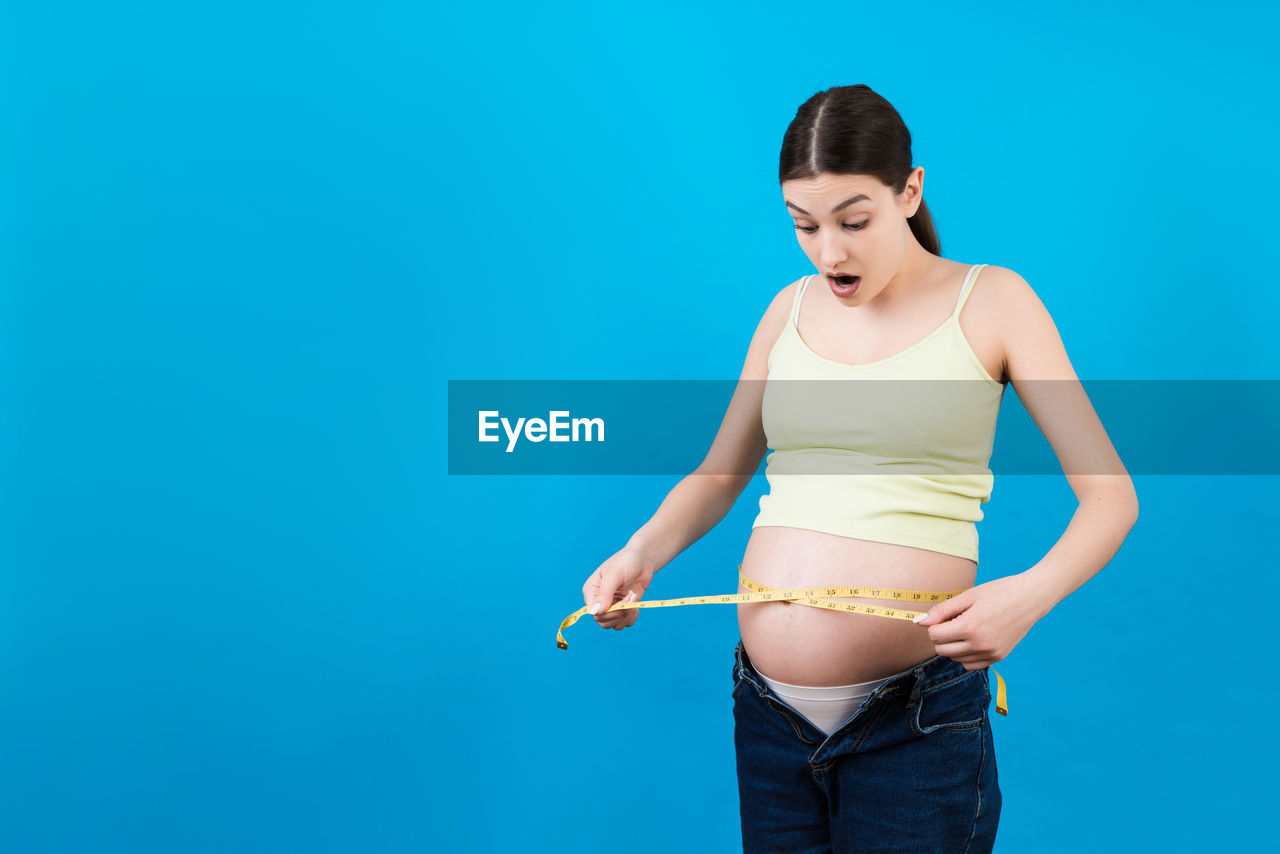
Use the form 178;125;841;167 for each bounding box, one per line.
911;573;1050;669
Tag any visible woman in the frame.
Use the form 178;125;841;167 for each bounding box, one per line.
580;84;1138;853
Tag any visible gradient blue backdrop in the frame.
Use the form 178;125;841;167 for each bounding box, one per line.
2;1;1277;852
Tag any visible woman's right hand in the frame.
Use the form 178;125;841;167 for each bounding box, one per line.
582;547;655;632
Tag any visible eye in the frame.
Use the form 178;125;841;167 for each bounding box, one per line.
793;221;869;235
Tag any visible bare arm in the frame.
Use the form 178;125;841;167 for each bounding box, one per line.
625;281;797;574
623;472;753;575
583;279;798;626
993;268;1140;616
912;268;1139;671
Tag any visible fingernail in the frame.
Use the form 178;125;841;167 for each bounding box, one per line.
911;612;928;624
625;592;636;603
589;603;600;615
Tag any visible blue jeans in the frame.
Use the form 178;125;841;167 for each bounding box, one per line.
731;638;1002;853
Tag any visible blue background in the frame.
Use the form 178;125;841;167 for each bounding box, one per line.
2;1;1277;852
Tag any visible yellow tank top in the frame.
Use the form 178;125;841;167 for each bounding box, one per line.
753;264;1005;562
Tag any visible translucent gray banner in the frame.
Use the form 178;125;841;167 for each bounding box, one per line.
447;380;1280;475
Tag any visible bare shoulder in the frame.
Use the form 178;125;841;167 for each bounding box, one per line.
970;263;1034;305
971;264;1060;334
738;276;806;379
973;264;1078;382
750;276;804;343
765;276;803;324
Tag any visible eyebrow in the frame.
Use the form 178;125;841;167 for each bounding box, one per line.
785;194;872;216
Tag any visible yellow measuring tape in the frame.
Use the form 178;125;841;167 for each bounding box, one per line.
557;564;1008;717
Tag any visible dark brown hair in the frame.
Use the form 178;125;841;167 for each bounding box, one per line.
778;84;940;256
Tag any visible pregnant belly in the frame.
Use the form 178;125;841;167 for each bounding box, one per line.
738;526;978;686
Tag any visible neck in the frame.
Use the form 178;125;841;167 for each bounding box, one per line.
875;246;936;309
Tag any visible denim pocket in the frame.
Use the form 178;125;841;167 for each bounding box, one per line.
910;668;987;735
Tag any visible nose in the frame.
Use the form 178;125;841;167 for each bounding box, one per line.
819;239;847;270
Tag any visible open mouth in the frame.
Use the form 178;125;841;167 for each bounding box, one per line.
828;275;860;287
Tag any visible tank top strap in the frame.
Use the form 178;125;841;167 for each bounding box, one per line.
790;275;813;327
950;264;985;320
793;267;983;326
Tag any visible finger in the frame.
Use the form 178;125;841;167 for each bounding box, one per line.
596;591;637;627
607;608;639;630
618;592;641;626
926;621;968;645
593;596;630;626
931;639;970;657
582;569;603;603
596;612;627;628
587;576;620;617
